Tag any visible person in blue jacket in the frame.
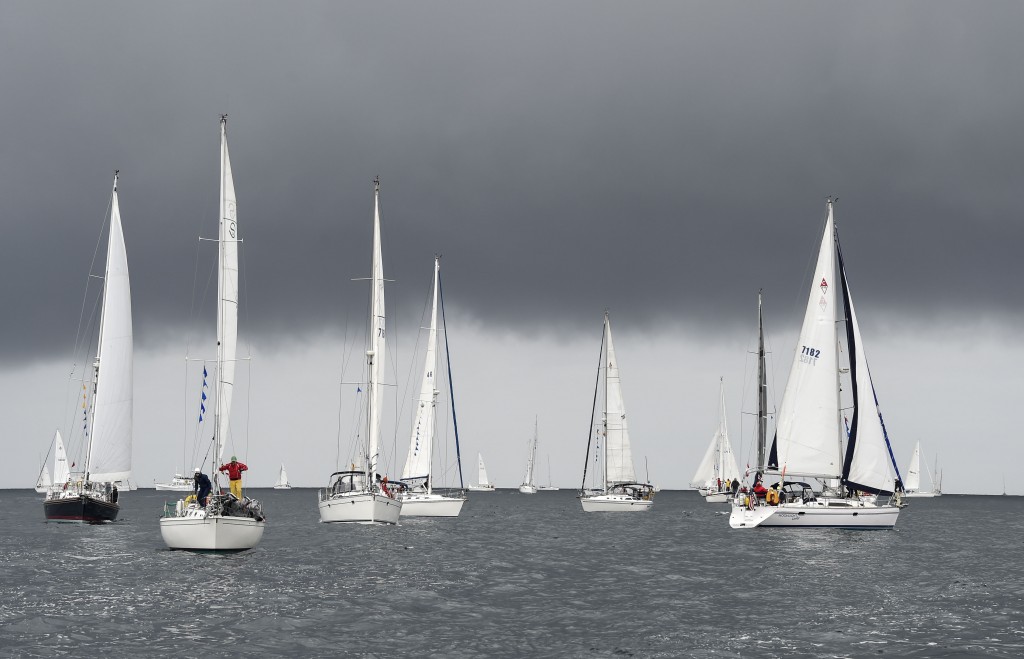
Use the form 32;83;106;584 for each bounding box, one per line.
193;468;212;506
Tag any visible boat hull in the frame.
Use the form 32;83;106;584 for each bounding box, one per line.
729;499;900;529
518;485;537;494
467;485;495;492
701;491;731;503
155;483;194;492
399;493;465;517
581;494;653;512
44;495;119;523
160;512;265;551
273;485;292;490
318;491;402;524
903;491;936;498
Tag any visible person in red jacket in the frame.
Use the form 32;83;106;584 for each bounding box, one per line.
219;456;248;499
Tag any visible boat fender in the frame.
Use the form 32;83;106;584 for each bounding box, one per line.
175;500;184;516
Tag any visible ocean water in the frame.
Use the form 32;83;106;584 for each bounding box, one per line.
1;489;1021;658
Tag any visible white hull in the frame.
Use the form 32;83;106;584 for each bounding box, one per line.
273;485;292;490
701;491;731;503
729;498;900;529
318;491;402;524
581;494;653;512
537;486;560;491
519;484;537;494
903;491;936;498
398;493;465;517
160;511;265;551
467;484;495;492
155;483;194;492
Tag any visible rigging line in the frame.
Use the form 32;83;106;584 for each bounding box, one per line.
438;267;465;489
580;318;606;494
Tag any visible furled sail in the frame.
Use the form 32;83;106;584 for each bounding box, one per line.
216;117;239;461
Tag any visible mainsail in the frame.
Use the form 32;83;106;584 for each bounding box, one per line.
402;258;439;483
215;117;239;462
603;314;636;485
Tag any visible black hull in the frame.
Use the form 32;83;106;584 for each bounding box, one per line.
44;495;119;523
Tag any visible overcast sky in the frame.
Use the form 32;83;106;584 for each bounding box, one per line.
2;2;1021;494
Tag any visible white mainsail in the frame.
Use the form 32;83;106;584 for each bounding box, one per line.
477;453;491;486
36;466;51;492
367;180;386;480
905;441;922;492
86;177;133;484
772;206;841;478
402;258;439;484
276;464;290;487
691;379;741;488
215;119;239;462
603;314;635;485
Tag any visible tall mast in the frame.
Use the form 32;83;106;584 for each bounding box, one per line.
426;257;439;494
366;176;385;485
84;171;120;480
579;318;606;493
829;199;845;483
756;290;767;471
602;312;610;491
439;262;465;489
215;115;239;475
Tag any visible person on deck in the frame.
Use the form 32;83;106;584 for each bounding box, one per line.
753;478;768;500
218;456;248;499
193;468;212;506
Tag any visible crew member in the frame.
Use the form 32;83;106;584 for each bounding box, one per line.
218;456;248;499
193;468;212;506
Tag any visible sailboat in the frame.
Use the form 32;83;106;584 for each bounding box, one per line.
154;474;195;492
274;464;292;490
538;456;560;491
691;378;741;503
397;257;467;517
160;116;266;551
468;453;496;491
579;312;654;512
43;174;132;523
518;419;539;494
318;178;403;524
903;441;940;498
730;200;903;529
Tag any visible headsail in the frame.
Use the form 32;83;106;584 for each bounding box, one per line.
87;175;133;483
53;430;70;484
477;453;491;486
904;441;922;492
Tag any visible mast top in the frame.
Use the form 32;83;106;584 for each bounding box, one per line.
374;175;380;194
113;170;119;191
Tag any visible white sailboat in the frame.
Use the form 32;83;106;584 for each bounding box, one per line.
35;466;51;494
398;257;467;517
519;418;539;494
579;312;654;512
903;441;940;498
318;178;403;524
468;453;496;491
691;378;741;503
274;464;292;490
36;430;70;493
730;200;903;529
160;117;266;551
43;174;132;522
538;456;560;491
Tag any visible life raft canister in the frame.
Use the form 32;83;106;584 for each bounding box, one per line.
766;489;780;506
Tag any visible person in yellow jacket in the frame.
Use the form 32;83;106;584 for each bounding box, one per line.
218;456;248;499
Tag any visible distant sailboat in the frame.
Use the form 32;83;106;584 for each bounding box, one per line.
397;257;467;517
160;117;266;551
154;474;194;492
538;456;560;491
730;200;903;529
519;419;539;494
903;441;939;498
317;178;403;524
579;312;654;511
43;174;132;523
274;464;292;490
691;378;741;503
468;453;496;491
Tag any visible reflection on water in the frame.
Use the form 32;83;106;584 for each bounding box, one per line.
0;489;1022;657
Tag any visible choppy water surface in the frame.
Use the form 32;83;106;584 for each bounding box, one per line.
1;489;1022;657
